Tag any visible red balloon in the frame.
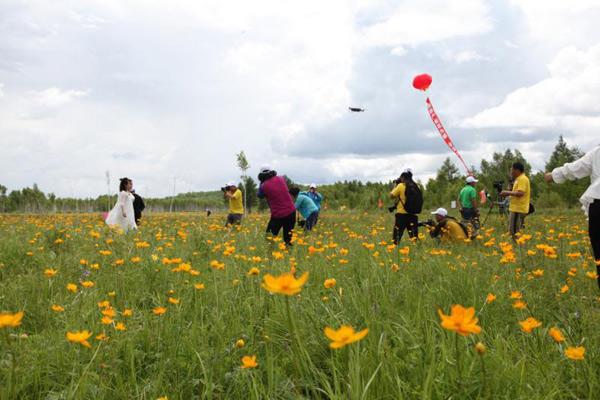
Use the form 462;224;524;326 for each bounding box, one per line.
412;74;432;91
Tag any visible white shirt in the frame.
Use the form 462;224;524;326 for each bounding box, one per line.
552;145;600;215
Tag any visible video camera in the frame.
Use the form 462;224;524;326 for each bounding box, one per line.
492;181;504;193
220;187;228;192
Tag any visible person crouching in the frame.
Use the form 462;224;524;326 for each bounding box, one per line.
428;208;468;243
289;186;319;231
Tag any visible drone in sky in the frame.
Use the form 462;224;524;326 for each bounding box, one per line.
348;107;365;112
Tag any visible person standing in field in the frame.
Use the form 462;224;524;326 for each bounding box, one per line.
390;169;422;244
500;162;531;240
289;186;319;231
458;176;480;237
223;181;244;226
131;189;145;225
105;177;137;232
305;183;323;225
545;145;600;289
257;165;296;246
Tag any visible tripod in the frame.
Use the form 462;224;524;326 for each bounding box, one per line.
481;191;509;227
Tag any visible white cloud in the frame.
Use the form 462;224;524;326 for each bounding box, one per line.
444;50;490;64
29;87;88;108
463;44;600;136
360;0;492;49
0;83;4;97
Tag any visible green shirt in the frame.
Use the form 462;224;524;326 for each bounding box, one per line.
459;185;477;209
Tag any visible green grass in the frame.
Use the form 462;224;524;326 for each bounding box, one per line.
0;210;598;399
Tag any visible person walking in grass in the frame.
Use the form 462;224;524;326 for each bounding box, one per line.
545;145;600;289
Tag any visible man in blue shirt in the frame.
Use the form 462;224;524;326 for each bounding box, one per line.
305;183;323;226
289;186;319;231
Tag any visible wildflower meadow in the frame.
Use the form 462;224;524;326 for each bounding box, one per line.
0;210;599;399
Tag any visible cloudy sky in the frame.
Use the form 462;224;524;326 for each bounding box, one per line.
1;0;600;197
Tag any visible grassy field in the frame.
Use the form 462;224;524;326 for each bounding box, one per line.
0;210;598;399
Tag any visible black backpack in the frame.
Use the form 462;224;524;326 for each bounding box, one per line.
401;183;423;214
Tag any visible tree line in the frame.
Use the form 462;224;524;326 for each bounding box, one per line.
0;136;588;214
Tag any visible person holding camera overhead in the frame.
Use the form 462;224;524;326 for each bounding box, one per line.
389;169;423;244
223;181;244;226
544;144;600;289
500;162;531;240
257;165;296;246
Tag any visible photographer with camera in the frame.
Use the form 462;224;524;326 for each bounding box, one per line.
257;165;296;246
389;169;423;244
500;162;531;240
223;181;244;226
426;208;468;243
306;184;323;225
289;186;319;231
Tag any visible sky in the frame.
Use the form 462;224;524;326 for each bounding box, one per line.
1;0;600;197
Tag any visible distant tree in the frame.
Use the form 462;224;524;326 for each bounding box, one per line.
236;151;250;214
541;136;588;206
241;176;258;213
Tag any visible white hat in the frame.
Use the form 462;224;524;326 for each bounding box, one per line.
309;183;317;189
431;207;448;217
466;176;478;184
259;165;272;173
226;181;236;187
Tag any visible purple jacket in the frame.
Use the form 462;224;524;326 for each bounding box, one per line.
257;175;296;218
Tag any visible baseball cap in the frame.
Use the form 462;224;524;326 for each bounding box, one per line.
309;183;317;189
226;181;236;187
259;165;272;173
466;176;478;184
431;207;448;217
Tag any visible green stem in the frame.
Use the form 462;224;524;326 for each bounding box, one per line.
455;334;462;391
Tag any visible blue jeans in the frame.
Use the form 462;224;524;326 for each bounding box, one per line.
305;212;318;231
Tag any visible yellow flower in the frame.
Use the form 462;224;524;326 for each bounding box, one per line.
168;297;180;305
438;305;481;336
324;325;369;349
153;306;167;315
194;283;205;290
247;267;260;276
519;317;542;333
157;397;168;400
81;280;95;288
122;309;133;317
485;293;496;303
586;271;599;279
66;283;78;293
210;260;225;270
512;300;527;309
44;268;57;277
565;346;585;360
261;272;309;296
241;355;258;369
474;342;486;354
0;311;24;328
235;339;245;348
51;304;65;312
96;333;109;341
548;327;565;343
115;322;126;331
323;278;337;289
509;291;522;299
560;285;569;294
66;330;92;348
130;256;142;263
101;316;114;325
532;269;544;277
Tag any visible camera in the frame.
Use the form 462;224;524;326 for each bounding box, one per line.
388;205;397;213
220;187;228;192
417;219;434;228
492;181;504;193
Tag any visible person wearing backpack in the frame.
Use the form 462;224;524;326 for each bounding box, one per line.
428;208;468;243
390;169;423;244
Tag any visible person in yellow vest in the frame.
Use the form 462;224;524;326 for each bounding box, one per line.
500;162;531;239
429;208;468;242
224;181;244;226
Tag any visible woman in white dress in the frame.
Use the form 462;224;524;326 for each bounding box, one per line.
105;178;137;232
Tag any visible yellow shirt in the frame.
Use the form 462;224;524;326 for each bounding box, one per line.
390;183;407;214
441;219;468;242
229;189;244;214
509;174;530;214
